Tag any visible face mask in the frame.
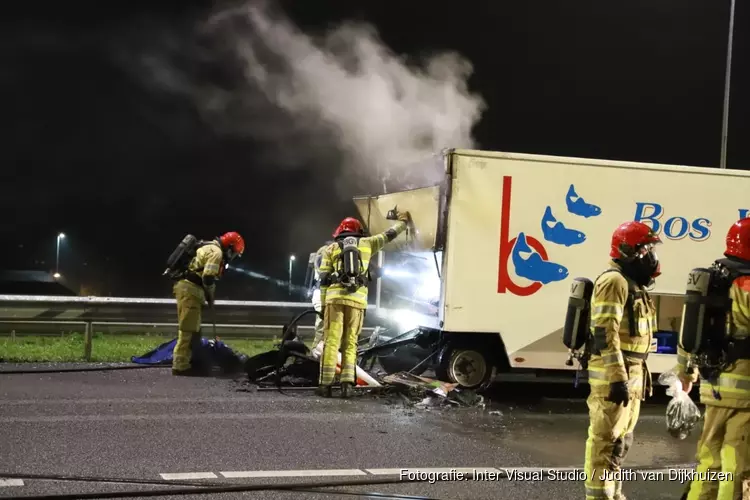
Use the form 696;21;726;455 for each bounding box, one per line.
226;248;241;262
620;243;660;287
642;247;660;278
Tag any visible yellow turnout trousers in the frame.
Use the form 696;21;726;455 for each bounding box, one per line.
683;406;750;500
173;281;204;371
675;272;750;499
584;393;641;500
319;303;364;386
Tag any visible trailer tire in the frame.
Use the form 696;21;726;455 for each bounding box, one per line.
435;344;493;389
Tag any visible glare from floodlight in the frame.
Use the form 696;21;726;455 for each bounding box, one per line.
58;233;65;239
53;272;61;279
290;255;296;261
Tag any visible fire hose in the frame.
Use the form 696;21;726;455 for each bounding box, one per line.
0;471;444;499
0;464;699;500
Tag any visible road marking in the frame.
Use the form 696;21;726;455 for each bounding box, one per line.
0;479;24;487
160;472;217;480
367;468;500;475
164;465;694;481
220;469;366;478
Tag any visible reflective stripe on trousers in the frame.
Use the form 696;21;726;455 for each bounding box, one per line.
319;303;365;386
684;406;750;500
584;393;640;500
601;351;624;368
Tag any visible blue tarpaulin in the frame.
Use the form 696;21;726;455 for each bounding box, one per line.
131;338;241;366
131;338;178;364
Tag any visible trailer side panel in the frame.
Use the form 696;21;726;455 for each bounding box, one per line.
441;151;750;357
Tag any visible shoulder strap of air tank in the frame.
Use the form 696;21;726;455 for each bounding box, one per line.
199;239;220;251
334;239;344;269
597;268;637;337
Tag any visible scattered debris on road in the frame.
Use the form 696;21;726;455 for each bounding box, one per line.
127;325;491;413
382;371;458;396
376;371;486;409
238;345;489;411
243;339;319;387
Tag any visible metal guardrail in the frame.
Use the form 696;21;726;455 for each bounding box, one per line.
0;295;379;361
0;295;318;326
0;321;375;338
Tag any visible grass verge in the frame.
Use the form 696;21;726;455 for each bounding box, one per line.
0;333;277;363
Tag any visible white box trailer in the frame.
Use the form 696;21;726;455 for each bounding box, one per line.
353;148;750;388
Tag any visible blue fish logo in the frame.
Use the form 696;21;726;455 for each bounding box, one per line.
541;206;586;247
566;184;601;218
512;232;569;285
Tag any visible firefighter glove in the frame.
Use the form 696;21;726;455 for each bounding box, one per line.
398;211;411;222
606;381;630;407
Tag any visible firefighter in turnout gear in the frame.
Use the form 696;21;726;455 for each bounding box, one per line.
584;221;661;500
316;213;409;397
310;242;331;359
676;217;750;500
171;232;245;376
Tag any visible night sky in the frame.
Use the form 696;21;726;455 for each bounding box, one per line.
2;0;747;300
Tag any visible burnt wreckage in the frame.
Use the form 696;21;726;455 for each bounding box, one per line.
244;247;463;390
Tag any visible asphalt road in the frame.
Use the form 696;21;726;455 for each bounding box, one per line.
0;364;703;500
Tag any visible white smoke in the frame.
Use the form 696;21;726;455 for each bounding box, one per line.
195;0;486;193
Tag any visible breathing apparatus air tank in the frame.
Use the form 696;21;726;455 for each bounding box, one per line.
678;267;715;356
562;277;595;351
163;234;200;278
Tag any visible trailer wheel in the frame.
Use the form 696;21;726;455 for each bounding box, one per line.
436;346;492;389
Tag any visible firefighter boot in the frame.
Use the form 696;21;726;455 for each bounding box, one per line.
341;382;353;399
315;385;332;398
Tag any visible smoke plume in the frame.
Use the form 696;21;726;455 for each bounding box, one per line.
129;0;486;196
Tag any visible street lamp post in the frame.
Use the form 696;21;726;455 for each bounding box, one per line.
720;0;736;170
288;255;296;296
54;233;65;279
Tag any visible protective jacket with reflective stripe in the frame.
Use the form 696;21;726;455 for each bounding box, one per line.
319;221;406;309
179;241;223;300
676;275;750;409
587;261;657;399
